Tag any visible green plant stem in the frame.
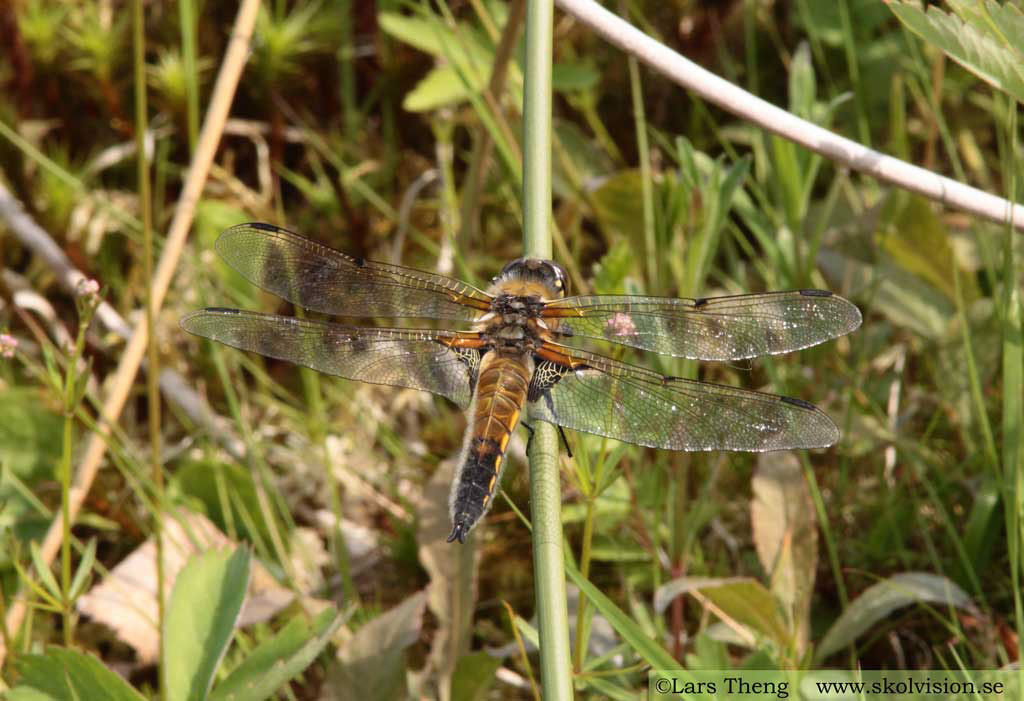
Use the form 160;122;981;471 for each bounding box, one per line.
133;2;164;698
179;0;199;150
523;0;572;698
623;6;657;292
59;385;73;648
58;302;93;648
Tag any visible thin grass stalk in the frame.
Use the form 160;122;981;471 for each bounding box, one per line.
622;4;657;292
0;0;261;668
179;0;199;149
523;0;572;697
133;2;164;696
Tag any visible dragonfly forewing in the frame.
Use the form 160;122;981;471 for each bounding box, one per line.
214;223;492;321
543;290;862;361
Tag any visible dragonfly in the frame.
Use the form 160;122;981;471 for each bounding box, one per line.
181;223;861;543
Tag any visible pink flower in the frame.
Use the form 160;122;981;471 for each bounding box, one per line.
0;333;18;359
76;278;100;298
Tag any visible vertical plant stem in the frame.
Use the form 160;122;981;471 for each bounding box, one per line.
59;365;74;648
133;2;164;698
623;6;657;292
179;0;199;150
523;0;573;698
997;96;1023;695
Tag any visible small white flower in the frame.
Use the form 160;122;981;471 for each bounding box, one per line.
76;278;100;298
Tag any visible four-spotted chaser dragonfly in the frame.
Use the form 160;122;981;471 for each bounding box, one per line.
181;223;861;543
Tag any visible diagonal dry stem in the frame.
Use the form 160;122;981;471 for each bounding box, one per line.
0;0;261;669
555;0;1024;232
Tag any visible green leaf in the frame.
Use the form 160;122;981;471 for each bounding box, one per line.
449;651;501;701
888;0;1024;104
10;647;145;701
877;195;973;304
164;548;251;701
29;541;61;604
655;577;790;651
379;10;492;112
403;65;471;112
0;389;62;480
814;572;973;663
68;537;97;601
378;12;447;57
209;608;344;701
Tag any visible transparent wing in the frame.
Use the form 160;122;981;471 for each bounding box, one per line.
528;344;839;451
214;223;492;320
180;308;477;408
542;290;861;361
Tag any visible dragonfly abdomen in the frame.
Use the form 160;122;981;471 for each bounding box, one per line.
447;353;531;543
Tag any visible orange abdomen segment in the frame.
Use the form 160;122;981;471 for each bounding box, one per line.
447;354;531;543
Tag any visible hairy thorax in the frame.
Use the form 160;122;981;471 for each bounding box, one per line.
475;293;553;355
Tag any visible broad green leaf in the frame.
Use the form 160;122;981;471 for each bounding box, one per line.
876;195;976;304
329;591;427;701
378;12;450;58
10;647;145;701
379;11;491;112
403;65;473;112
0;389;62;480
655;577;790;651
450;651;501;701
209;608;344;701
814;572;973;663
164;548;251;701
751;452;817;655
888;0;1024;104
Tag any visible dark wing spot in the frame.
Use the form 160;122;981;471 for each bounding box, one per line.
780;395;815;410
348;333;370;353
248;222;277;232
692;297;708;308
206;307;242;315
661;375;681;385
799;289;832;297
353;257;367;268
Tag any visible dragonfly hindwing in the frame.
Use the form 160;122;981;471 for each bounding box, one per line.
452;346;482;389
528;359;572;403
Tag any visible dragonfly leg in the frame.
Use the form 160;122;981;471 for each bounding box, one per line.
519;421;572;458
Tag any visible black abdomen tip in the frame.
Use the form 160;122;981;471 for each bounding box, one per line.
447;522;468;544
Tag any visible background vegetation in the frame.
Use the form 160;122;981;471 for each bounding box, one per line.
0;0;1021;698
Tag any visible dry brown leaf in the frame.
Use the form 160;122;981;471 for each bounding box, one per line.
76;509;297;664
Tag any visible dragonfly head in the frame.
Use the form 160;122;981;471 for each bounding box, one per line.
492;258;569;299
